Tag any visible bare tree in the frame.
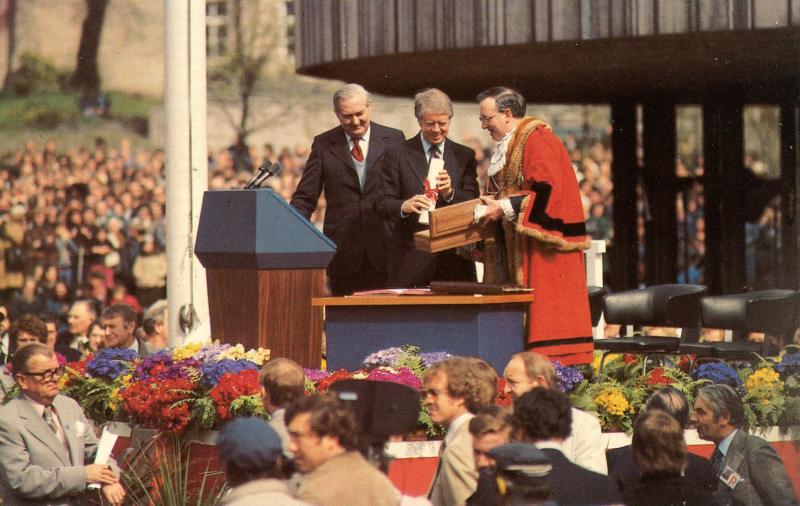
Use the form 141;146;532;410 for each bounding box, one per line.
208;0;290;169
70;0;109;96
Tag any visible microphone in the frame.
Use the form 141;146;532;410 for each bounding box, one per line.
245;162;282;189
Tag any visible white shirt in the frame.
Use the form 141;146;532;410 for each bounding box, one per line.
487;128;518;221
347;126;371;162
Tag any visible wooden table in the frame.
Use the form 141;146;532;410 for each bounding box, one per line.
312;294;534;372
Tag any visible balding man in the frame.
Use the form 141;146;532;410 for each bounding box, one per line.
291;84;405;295
375;88;479;287
57;300;96;357
0;343;124;505
503;351;607;474
260;357;306;457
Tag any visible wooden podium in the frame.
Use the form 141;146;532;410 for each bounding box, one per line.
195;189;336;367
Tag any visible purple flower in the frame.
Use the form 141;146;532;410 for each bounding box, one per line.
134;350;174;379
193;343;232;362
200;359;258;386
553;361;584;392
693;362;742;389
420;351;452;369
86;348;137;379
362;347;405;367
775;351;800;379
366;367;423;390
304;368;330;382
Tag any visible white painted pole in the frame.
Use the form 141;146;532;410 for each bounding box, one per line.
164;0;210;347
586;240;607;339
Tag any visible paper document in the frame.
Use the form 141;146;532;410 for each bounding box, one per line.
419;158;444;225
88;428;119;490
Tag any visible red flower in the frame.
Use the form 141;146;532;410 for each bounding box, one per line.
209;370;261;420
647;367;675;387
623;354;638;365
121;376;198;432
316;369;353;392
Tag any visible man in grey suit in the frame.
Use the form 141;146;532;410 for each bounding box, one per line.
0;343;124;505
691;384;797;506
291;83;405;295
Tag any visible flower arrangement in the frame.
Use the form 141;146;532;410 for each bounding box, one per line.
22;341;800;438
59;341;270;433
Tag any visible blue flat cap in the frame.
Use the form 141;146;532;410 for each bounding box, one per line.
489;443;552;477
216;417;283;469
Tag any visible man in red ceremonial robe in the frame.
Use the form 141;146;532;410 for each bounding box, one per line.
476;87;593;365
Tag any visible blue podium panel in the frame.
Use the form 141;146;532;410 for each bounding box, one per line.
320;297;530;373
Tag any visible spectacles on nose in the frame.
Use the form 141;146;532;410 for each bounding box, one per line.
22;366;64;382
478;113;500;123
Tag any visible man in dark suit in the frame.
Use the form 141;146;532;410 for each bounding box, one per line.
691;384;797;506
607;386;716;494
375;88;478;287
512;387;622;505
0;343;124;505
291;84;405;295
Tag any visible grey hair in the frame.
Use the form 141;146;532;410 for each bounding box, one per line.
476;86;526;118
696;384;746;429
414;88;453;119
333;83;371;112
644;387;689;428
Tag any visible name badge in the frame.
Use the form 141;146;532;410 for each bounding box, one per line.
720;465;742;489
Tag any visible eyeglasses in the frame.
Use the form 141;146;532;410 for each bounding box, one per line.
22;366;64;382
478;113;500;123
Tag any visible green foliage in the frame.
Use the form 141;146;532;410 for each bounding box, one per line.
9;52;69;96
122;432;227;506
228;394;265;418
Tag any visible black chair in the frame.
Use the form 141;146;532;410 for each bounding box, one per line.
679;289;800;361
595;284;707;376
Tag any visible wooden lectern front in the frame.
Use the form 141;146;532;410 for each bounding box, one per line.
195;189;336;368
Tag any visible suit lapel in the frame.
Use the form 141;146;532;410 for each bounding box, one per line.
363;126;387;192
54;397;80;465
406;135;429;185
326;129;361;190
15;397;70;465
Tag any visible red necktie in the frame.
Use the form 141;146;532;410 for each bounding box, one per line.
351;138;364;163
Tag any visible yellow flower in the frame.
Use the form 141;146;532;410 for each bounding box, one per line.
218;344;247;361
745;368;782;392
173;341;203;361
108;386;122;411
594;388;629;417
591;352;619;376
244;348;271;365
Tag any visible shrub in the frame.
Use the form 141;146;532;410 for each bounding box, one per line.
10;52;68;96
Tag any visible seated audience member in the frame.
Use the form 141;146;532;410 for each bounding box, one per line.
607;387;715;494
624;409;717;506
86;320;106;354
0;305;11;365
0;343;124;505
216;417;309;505
286;393;401;506
9;313;49;357
503;351;607;473
512;388;622;505
39;312;80;363
260;357;306;457
58;300;97;357
467;406;513;506
488;443;554;506
100;303;150;357
141;299;168;354
691;384;797;506
425;357;498;506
